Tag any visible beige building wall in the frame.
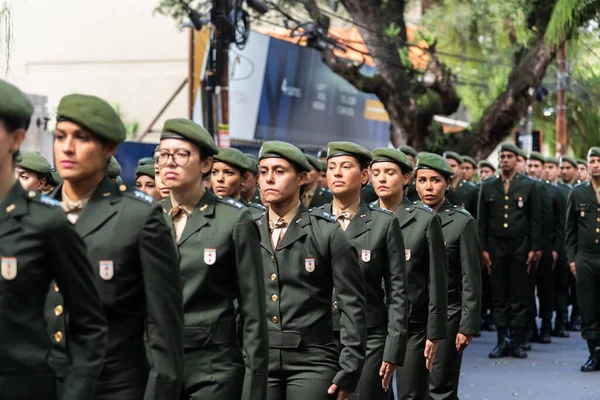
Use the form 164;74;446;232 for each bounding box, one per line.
4;0;189;142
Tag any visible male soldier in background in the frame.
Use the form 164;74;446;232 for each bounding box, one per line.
516;150;528;174
578;159;589;182
478;160;496;182
461;156;478;182
444;151;478;218
561;155;582;331
242;153;262;205
478;143;541;359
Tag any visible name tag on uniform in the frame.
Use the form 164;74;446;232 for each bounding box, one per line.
405;249;411;261
99;260;114;280
361;249;371;262
305;258;315;272
1;257;17;280
204;248;217;265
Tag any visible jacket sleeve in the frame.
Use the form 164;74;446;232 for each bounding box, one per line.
382;217;408;365
529;180;543;251
469;187;478;220
458;217;482;335
477;184;489;251
553;187;566;252
331;224;367;392
233;209;269;400
426;214;448;340
46;215;107;400
565;189;578;263
140;206;184;400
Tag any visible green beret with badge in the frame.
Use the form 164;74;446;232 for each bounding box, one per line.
57;94;126;143
478;160;496;171
545;156;559;166
560;155;577;168
136;164;155;179
17;151;52;174
462;155;477;168
577;158;588;166
528;151;545;163
442;151;462;164
106;157;121;179
317;148;328;159
259;141;311;172
161;118;218;156
372;147;413;173
0;79;33;122
588;147;600;158
326;141;373;166
244;153;259;174
498;142;521;156
416;152;454;178
398;145;417;158
305;154;324;172
138;157;154;166
214;147;252;171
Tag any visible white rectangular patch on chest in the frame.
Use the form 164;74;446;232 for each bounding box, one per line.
204;248;217;265
1;257;17;280
99;260;114;280
305;258;315;272
405;249;411;261
361;249;371;262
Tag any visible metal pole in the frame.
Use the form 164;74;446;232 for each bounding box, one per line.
556;42;568;157
212;0;231;146
188;28;195;120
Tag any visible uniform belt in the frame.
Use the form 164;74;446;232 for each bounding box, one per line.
577;246;600;254
184;319;237;348
269;322;334;349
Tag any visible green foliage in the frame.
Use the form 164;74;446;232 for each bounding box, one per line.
545;0;589;46
154;0;207;23
113;103;140;139
384;22;402;39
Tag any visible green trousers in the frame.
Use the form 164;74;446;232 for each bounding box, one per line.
348;329;391;400
395;322;428;400
575;252;600;340
429;304;462;400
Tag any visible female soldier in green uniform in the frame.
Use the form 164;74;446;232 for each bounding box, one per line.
135;161;161;201
256;141;367;400
414;153;481;399
49;94;184;400
323;142;408;399
370;148;448;400
15;151;52;192
158;119;268;400
0;79;107;400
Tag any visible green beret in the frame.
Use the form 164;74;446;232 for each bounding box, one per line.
106;157;121;179
577;158;588;166
528;151;545;163
327;141;373;165
442;151;462;164
49;169;63;186
160;118;218;156
115;176;123;184
372;148;413;172
138;157;154;167
417;151;430;159
398;145;417;158
135;164;155;179
17;151;52;174
244;153;259;174
498;142;521;156
560;155;577;167
416;153;454;178
214;148;252;171
317;148;328;159
478;160;496;171
319;160;327;172
305;154;324;172
588;147;600;159
461;155;477;168
57;94;126;144
259;141;311;172
545;156;559;166
0;80;33;122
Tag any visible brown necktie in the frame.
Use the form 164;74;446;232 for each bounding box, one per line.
336;212;352;231
302;192;313;207
169;205;191;218
270;218;288;249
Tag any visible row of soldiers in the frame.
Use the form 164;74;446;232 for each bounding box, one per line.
1;78;483;400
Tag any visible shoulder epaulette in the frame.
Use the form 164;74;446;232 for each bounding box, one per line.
413;201;434;214
309;208;336;222
451;204;472;217
574;181;587;188
34;193;61;208
248;202;267;212
464;180;478;188
369;203;393;216
544;180;558;187
117;184;155;205
216;196;244;209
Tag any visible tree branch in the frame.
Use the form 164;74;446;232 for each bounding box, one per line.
321;48;385;94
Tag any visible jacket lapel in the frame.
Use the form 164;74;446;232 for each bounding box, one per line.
395;204;416;229
68;178;120;239
277;207;309;250
0;183;29;239
583;182;598;206
161;197;174;230
345;202;371;239
507;174;522;196
437;199;455;227
177;191;214;246
256;212;274;255
493;175;506;195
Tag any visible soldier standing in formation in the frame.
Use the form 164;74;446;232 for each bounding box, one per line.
477;160;496;182
255;141;366;400
460;156;477;183
302;154;333;208
478;143;541;359
135;158;161;201
48;94;184;399
566;147;600;371
398;145;419;202
241;153;263;205
414;153;481;400
443;151;478;218
158;119;269;399
370;148;448;400
324;143;408;399
577;158;589;182
15;151;52;192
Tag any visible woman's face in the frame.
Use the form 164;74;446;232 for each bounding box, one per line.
158;139;212;191
211;161;246;198
136;174;161;201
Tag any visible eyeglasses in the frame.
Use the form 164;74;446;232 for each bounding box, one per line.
157;150;193;167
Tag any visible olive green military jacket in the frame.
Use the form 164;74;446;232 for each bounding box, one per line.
542;180;565;253
49;178;184;399
251;186;262;205
361;183;379;204
163;191;269;400
322;201;409;366
437;199;481;335
565;182;600;261
307;186;333;209
448;180;478;218
375;199;449;340
254;206;367;392
477;173;542;251
1;183;107;399
241;198;268;219
406;176;419;202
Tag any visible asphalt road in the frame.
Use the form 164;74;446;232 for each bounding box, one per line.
458;331;600;399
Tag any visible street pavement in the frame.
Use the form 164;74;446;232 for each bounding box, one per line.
458;331;600;399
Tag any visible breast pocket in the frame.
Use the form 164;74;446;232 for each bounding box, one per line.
487;194;498;203
578;204;590;218
513;193;528;209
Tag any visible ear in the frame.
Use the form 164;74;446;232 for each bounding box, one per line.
37;178;47;191
240;171;249;186
297;171;308;187
105;143;119;157
200;156;214;175
360;168;369;185
10;129;26;155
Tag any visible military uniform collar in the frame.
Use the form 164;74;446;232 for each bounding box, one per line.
269;201;301;228
331;198;361;218
1;181;29;219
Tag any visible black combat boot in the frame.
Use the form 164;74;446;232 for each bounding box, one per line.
539;319;552;344
510;328;528;358
489;327;510;359
581;340;600;372
552;313;570;338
